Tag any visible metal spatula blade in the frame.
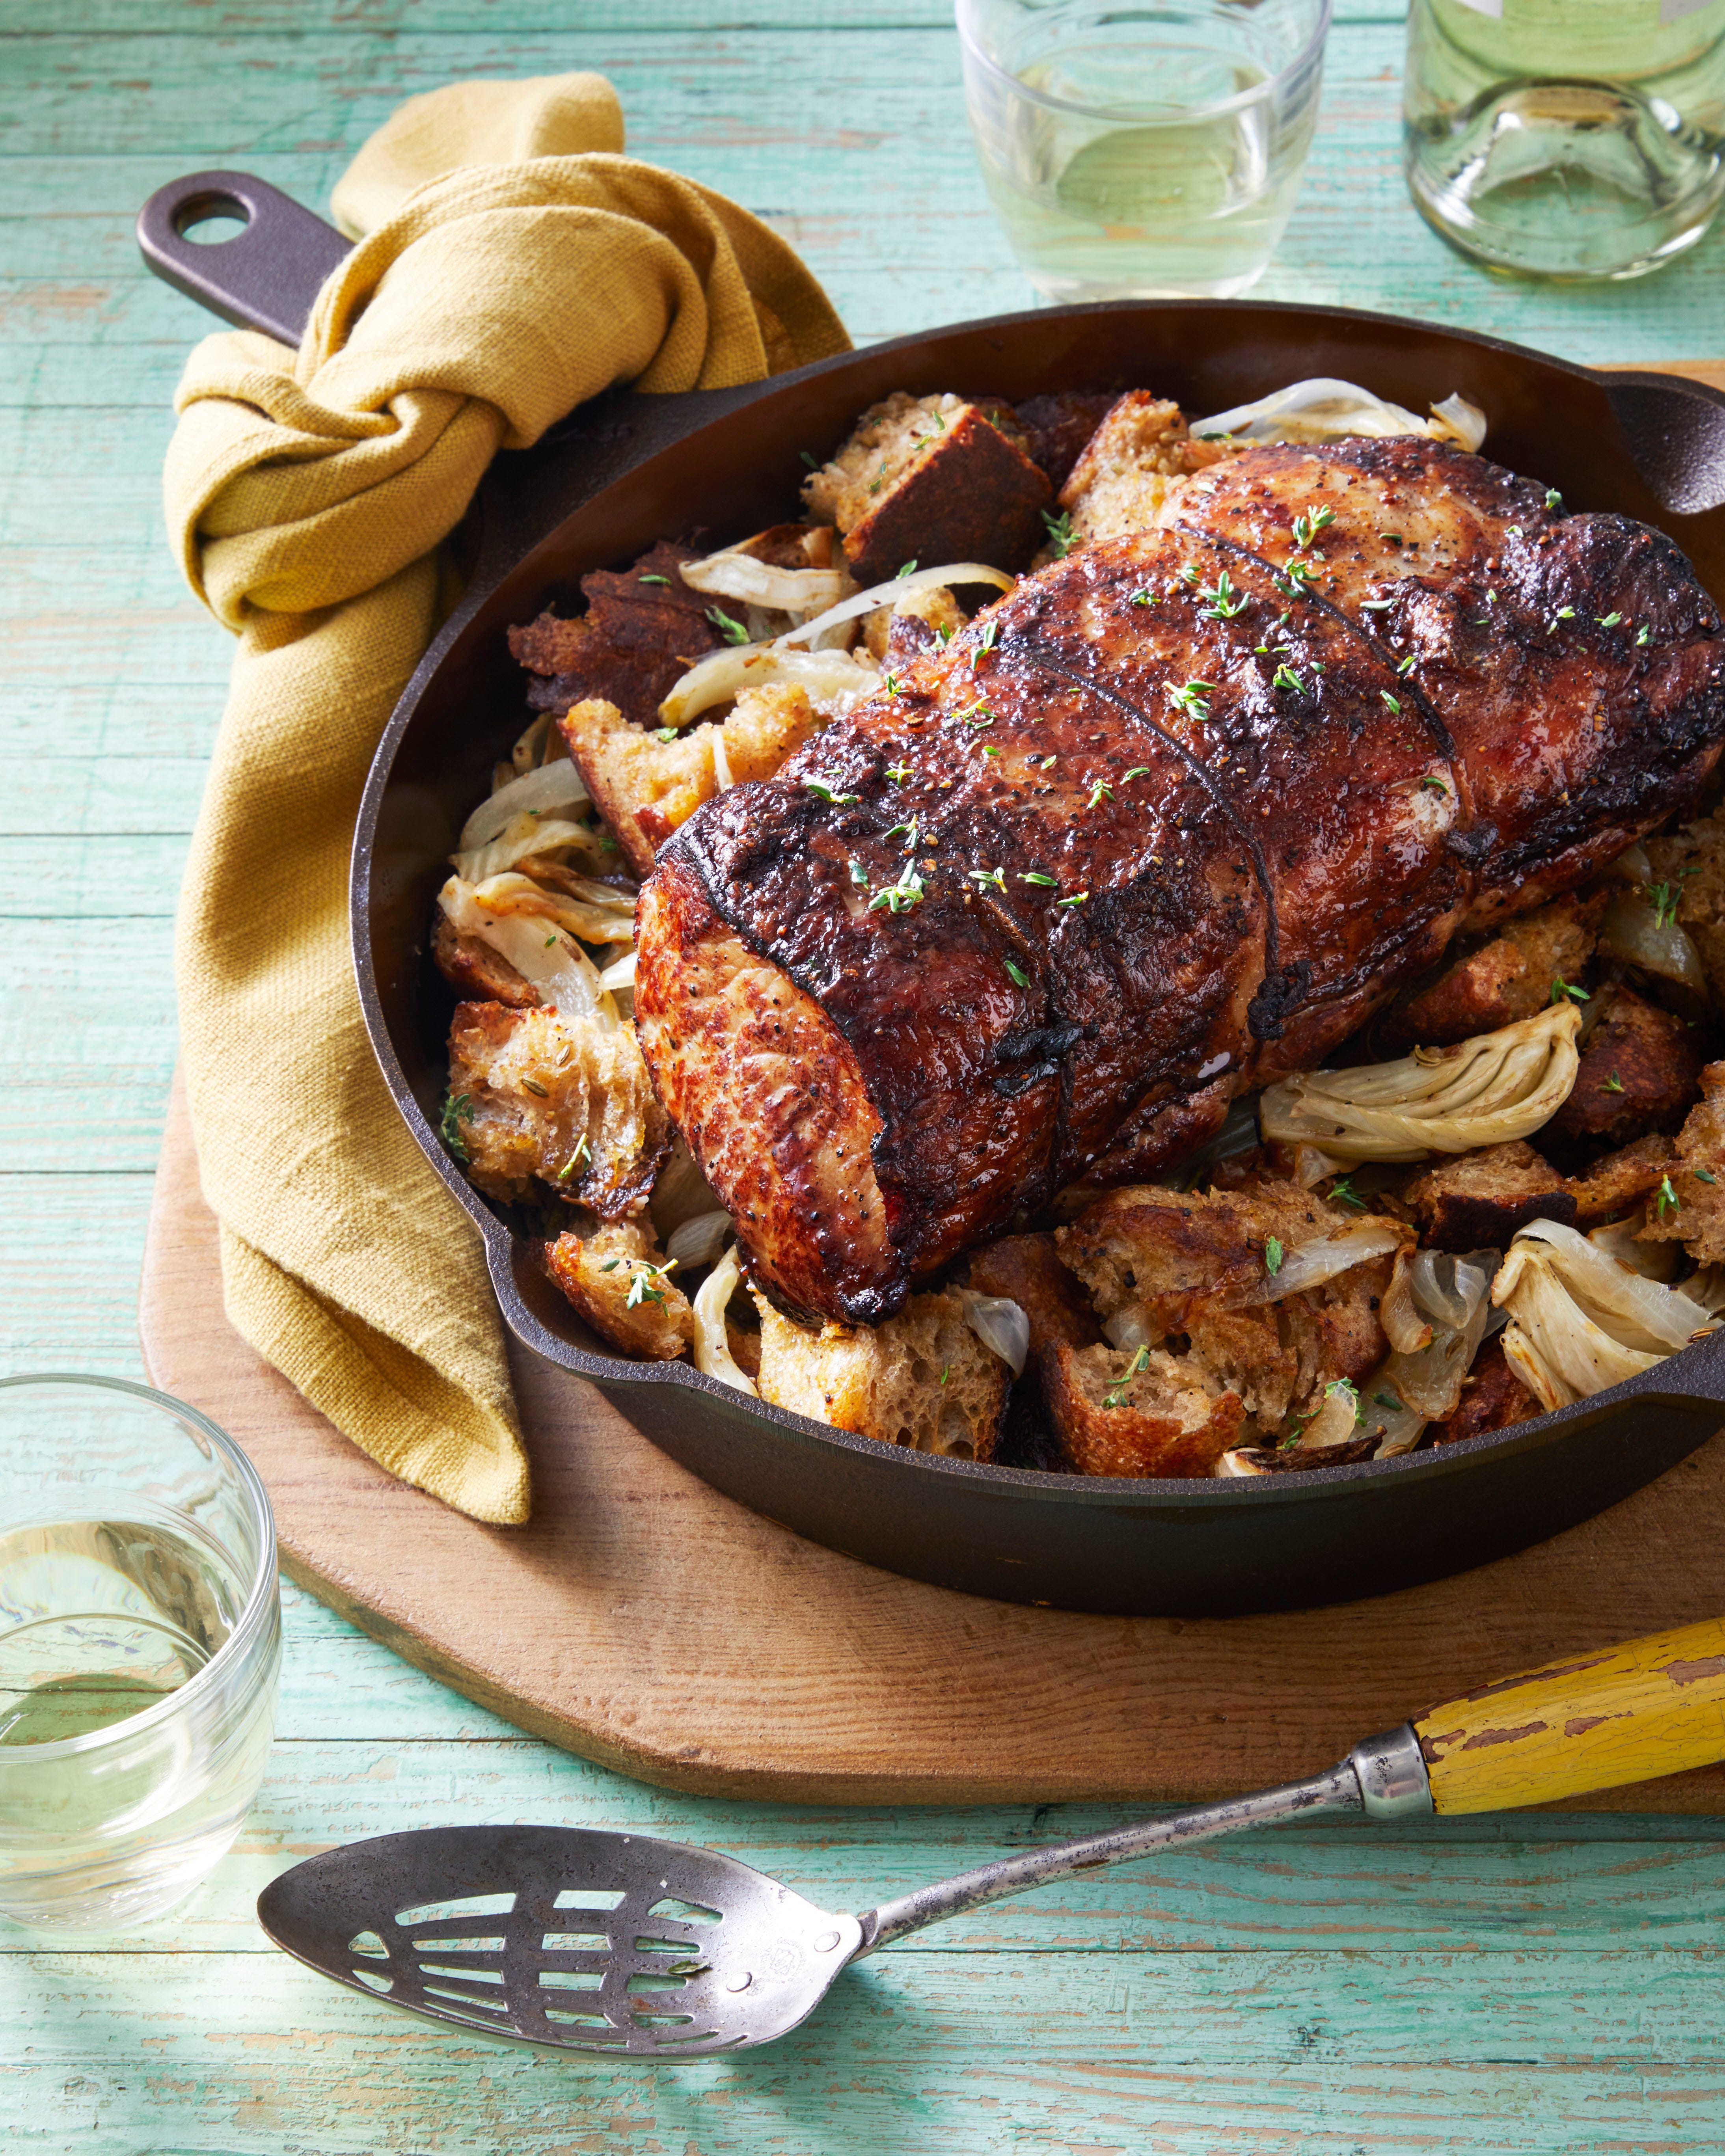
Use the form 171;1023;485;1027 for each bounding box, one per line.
257;1823;864;2057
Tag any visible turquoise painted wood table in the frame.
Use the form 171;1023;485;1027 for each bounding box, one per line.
7;5;1725;2150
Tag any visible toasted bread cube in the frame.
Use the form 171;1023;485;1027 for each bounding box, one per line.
509;540;722;729
432;911;538;1007
540;1219;692;1361
1405;1140;1576;1251
1382;894;1606;1049
1057;392;1209;545
1563;1133;1675;1228
1055;1182;1399;1434
963;1232;1101;1373
1013;391;1116;491
1428;1339;1540;1445
1636;1061;1725;1262
1550;984;1704;1145
1645;807;1725;1003
1041;1341;1244;1477
752;1287;1010;1460
561;687;821;877
447;1000;667;1215
802;392;1052;584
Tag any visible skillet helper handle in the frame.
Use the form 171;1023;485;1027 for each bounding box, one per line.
136;169;352;348
1416;1614;1725;1813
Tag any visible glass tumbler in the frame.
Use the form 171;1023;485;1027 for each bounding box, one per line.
955;0;1332;302
1405;0;1725;279
0;1374;280;1930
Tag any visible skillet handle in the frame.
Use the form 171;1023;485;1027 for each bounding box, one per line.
1414;1612;1725;1812
137;169;352;348
1598;367;1725;518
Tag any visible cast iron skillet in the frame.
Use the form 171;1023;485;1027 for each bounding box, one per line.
142;172;1725;1617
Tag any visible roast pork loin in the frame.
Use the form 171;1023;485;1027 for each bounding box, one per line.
634;438;1725;1324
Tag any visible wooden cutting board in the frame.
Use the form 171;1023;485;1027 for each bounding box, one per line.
140;1075;1725;1813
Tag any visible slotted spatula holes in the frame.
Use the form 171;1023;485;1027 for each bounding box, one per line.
352;1969;394;1994
395;1893;515;1925
648;1897;721;1925
418;1962;504;1985
423;1983;509;2013
553;1887;627;1910
410;1935;505;1954
626;1971;692;1995
348;1931;388;1961
537;1969;604;1991
540;1931;608;1952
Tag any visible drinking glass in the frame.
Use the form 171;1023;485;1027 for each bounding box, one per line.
1405;0;1725;280
0;1373;280;1930
955;0;1332;302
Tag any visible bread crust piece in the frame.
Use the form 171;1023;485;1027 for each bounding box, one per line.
1636;1059;1725;1262
432;912;538;1008
446;1000;669;1216
1566;1132;1676;1226
1381;893;1606;1049
1646;804;1725;1002
1042;1339;1244;1477
540;1219;692;1360
1057;392;1225;545
803;392;1053;584
1405;1140;1577;1251
1550;983;1705;1145
752;1287;1009;1460
510;540;723;728
1428;1337;1539;1445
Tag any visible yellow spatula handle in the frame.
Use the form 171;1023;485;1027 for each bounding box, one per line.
1415;1615;1725;1813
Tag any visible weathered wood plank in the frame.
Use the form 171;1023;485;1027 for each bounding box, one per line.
0;834;190;910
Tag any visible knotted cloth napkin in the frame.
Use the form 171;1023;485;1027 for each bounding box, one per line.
167;74;850;1524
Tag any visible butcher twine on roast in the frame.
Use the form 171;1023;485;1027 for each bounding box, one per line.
632;437;1725;1325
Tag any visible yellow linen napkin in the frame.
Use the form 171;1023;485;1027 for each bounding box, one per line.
168;74;850;1524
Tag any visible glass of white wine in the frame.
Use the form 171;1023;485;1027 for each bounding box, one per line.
0;1374;280;1929
955;0;1332;301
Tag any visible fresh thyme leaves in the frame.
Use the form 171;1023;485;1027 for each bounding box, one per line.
1056;891;1089;908
799;449;818;469
1550;977;1589;1004
599;1257;621;1273
1004;957;1029;987
868;860;926;913
1042;510;1077;558
1380;690;1402;712
1550;607;1577;628
1396;654;1417;674
1505;525;1523;540
1419;774;1449;793
881;672;902;695
1602;1071;1625;1095
1168;679;1215;720
1657;1173;1681;1220
706;606;750;645
970;621;999;670
1650;881;1684;929
868;461;888;496
1265;1234;1284;1276
440;1091;474;1161
1130;587;1159;607
1104;1344;1151;1409
1328;1174;1367;1209
806;780;859;804
1179;562;1201;585
850;860;870;886
1545;488;1563;510
896;558;918;579
1086;780;1113;810
1019;870;1058;888
1120;766;1149;784
653;726;680;743
638;573;671;586
1040;754;1058;769
1290;506;1335;549
969;866;1007;892
1200;569;1248;620
885;761;912;782
1271;664;1306;695
626;1257;678;1310
1598;611;1623;627
1637;625;1653;646
939;1363;950;1386
1374;1391;1403;1413
1697;1168;1719;1185
1327;1377;1364;1427
553;1134;592;1182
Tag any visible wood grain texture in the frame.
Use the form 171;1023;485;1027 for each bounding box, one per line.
142;1074;1725;1813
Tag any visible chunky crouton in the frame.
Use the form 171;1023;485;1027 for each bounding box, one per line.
560;686;820;877
862;583;968;663
1636;1061;1725;1262
1054;1182;1403;1438
1057;392;1217;544
446;1000;668;1215
1550;983;1705;1145
1382;894;1606;1049
801;392;1052;583
540;1218;692;1360
1645;806;1725;1003
1013;391;1116;491
752;1287;1010;1460
1041;1340;1244;1478
432;911;537;1007
1405;1140;1575;1251
963;1232;1102;1372
1428;1339;1540;1445
509;541;721;728
1567;1132;1677;1227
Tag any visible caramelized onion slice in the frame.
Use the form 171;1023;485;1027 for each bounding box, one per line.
679;549;847;616
1241;1222;1407;1304
773;562;1015;650
458;758;589;852
1260;1004;1581;1163
658;644;878;730
438;875;614;1020
1598;890;1710;996
1189;377;1486;450
691;1246;758;1396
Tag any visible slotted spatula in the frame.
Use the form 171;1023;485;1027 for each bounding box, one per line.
257;1612;1725;2057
